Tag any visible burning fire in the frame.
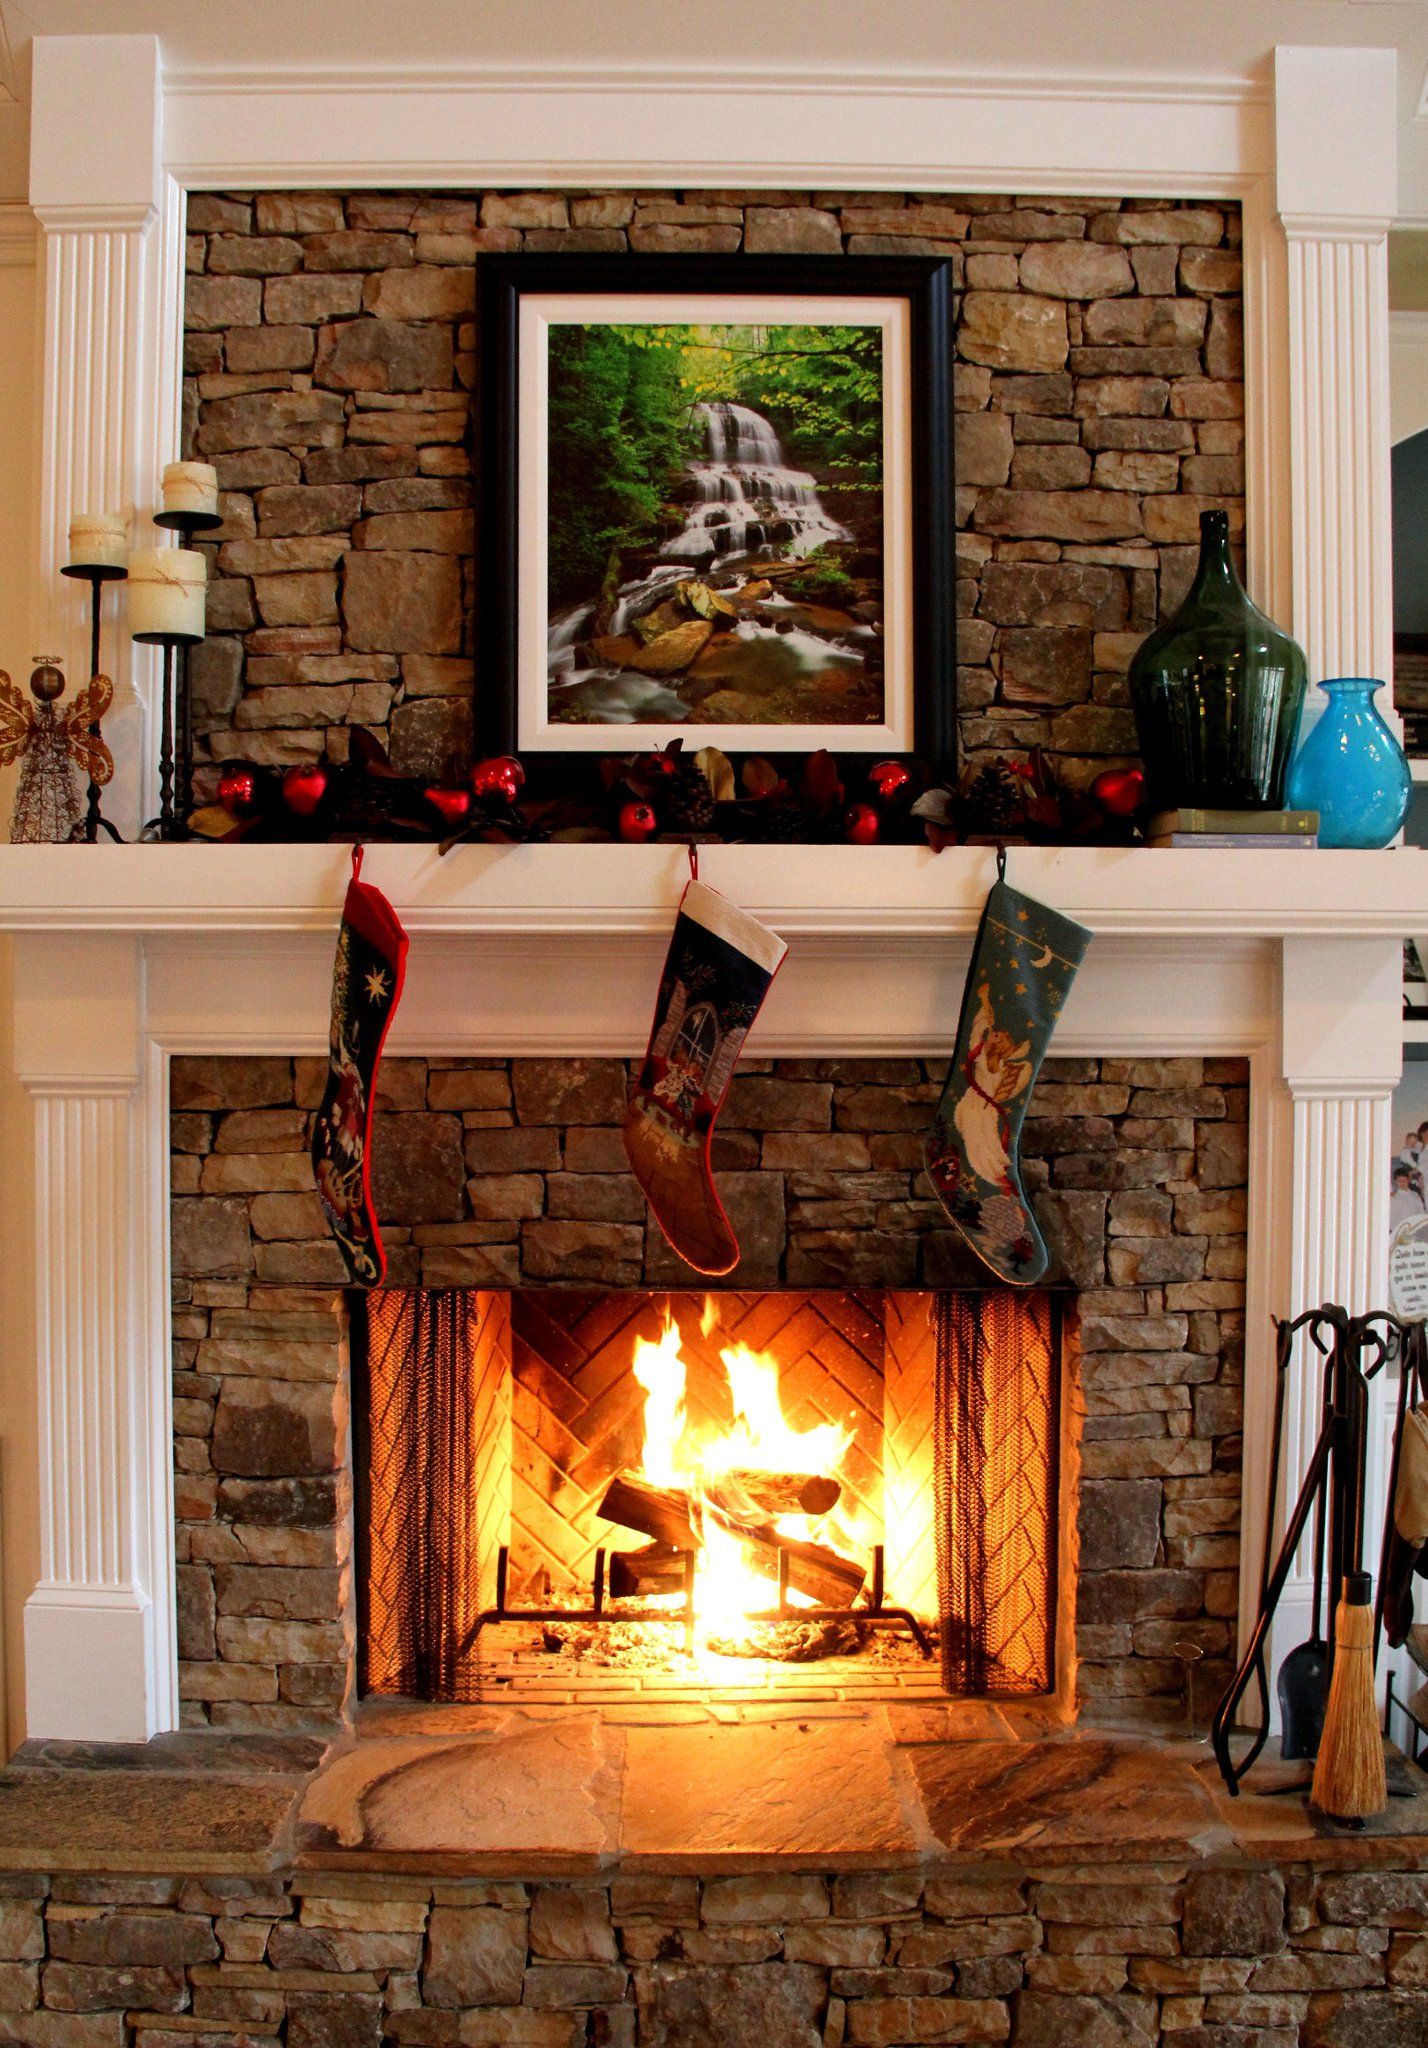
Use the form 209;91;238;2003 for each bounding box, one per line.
626;1303;863;1645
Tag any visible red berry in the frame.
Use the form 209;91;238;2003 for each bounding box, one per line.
639;750;681;779
843;802;881;845
282;762;328;817
618;800;659;843
471;755;526;803
1090;766;1146;819
217;764;260;820
424;785;473;829
868;759;911;801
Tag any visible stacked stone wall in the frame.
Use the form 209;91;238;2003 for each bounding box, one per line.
170;1053;1247;1731
0;1862;1425;2047
182;190;1244;794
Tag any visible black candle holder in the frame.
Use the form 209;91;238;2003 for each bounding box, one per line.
154;505;222;540
139;509;215;842
59;558;127;843
134;629;203;841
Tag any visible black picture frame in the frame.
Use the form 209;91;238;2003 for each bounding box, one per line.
475;253;957;773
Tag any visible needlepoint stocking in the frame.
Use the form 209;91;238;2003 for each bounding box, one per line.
625;878;787;1276
925;872;1090;1285
312;846;408;1286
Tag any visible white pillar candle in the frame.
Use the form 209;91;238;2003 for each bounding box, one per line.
160;461;220;520
127;548;207;639
67;512;128;571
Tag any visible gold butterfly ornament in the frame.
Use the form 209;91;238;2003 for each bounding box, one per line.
0;661;114;843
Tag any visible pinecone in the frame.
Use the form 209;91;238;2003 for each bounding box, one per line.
757;797;807;843
663;765;717;834
960;759;1025;836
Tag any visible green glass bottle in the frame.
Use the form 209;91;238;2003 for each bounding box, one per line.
1128;510;1308;811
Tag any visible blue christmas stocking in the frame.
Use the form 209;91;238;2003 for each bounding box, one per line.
925;871;1090;1285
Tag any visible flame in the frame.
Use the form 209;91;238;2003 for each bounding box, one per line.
631;1317;687;1490
626;1309;859;1651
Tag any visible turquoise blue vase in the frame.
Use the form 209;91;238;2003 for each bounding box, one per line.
1285;677;1411;848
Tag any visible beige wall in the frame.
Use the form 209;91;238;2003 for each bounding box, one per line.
0;230;39;1749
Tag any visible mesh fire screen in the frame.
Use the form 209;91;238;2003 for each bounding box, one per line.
356;1285;1058;1701
936;1290;1059;1694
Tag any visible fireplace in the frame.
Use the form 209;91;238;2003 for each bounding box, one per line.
355;1285;1061;1706
166;1042;1252;1735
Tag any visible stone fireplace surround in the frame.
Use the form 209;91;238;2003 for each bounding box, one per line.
169;1047;1248;1731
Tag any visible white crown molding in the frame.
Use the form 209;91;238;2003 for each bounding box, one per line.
1280;211;1395;241
32;201;157;234
165;59;1267;109
159;57;1268;199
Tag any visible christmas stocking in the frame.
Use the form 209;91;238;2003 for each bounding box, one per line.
625;877;787;1276
925;867;1090;1285
312;846;409;1286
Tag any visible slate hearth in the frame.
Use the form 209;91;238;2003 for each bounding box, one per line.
171;1052;1248;1734
0;1720;1424;2048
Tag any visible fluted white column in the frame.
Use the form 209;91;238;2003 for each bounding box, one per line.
1274;46;1397;696
13;933;174;1740
30;36;180;837
1251;933;1403;1698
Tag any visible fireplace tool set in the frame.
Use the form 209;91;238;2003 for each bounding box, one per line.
1211;1303;1428;1820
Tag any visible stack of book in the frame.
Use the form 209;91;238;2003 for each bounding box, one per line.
1144;808;1319;848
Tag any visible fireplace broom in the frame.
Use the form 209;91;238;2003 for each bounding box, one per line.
1311;1570;1387;1822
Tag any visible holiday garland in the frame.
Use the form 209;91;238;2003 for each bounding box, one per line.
192;732;1146;852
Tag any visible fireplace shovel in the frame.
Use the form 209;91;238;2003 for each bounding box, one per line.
1277;1482;1330;1759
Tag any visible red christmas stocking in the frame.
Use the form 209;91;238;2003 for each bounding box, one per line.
311;846;409;1286
625;878;787;1276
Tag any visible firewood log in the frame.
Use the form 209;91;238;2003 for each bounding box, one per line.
598;1472;865;1610
607;1542;691;1598
703;1470;841;1522
598;1474;697;1550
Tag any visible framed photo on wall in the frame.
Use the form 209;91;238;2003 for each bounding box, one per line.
476;255;956;768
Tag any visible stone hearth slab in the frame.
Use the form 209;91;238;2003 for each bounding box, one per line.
295;1717;621;1869
906;1732;1232;1859
0;1740;313;1872
619;1717;922;1866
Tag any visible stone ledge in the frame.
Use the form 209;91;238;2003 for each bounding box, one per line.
0;1723;1425;1887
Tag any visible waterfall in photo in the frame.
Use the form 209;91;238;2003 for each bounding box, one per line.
661;402;851;566
547;394;878;730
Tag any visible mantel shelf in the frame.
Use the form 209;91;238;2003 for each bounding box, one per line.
0;841;1422;940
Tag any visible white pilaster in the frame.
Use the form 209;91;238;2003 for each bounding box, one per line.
1275;46;1397;695
1256;933;1403;1696
12;932;174;1741
30;37;181;839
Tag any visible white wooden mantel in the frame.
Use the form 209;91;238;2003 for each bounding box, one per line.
4;34;1416;1740
0;841;1416;1740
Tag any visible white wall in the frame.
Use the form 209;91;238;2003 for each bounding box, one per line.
0;224;38;1753
1391;311;1428;446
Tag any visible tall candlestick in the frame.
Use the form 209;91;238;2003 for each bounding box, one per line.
67;512;127;571
127;548;207;642
160;462;220;522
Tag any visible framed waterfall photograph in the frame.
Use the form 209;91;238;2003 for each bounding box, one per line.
476;255;956;766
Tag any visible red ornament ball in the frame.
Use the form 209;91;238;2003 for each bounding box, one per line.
471;754;526;803
424;784;473;830
868;759;911;802
843;801;882;845
282;762;328;817
1090;765;1146;819
217;763;260;820
618;800;659;843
